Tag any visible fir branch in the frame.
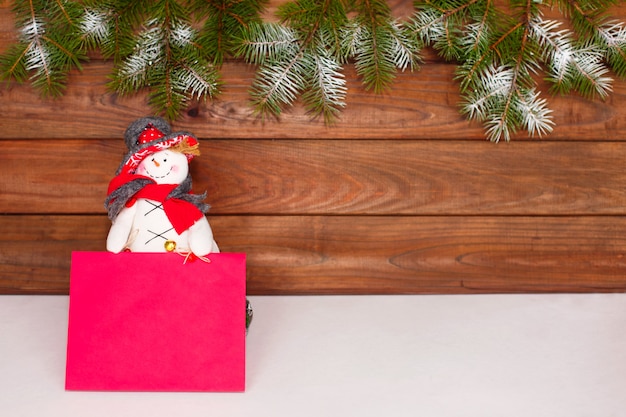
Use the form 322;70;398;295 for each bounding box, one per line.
350;0;417;92
460;1;494;55
0;43;29;83
0;0;86;97
110;26;163;93
108;0;220;120
530;13;612;98
553;0;617;39
517;88;554;138
457;20;526;92
568;44;613;98
79;0;149;62
301;50;347;122
409;0;482;52
235;21;299;65
4;0;626;140
461;64;514;122
48;0;81;29
389;20;422;72
191;0;268;66
172;61;220;101
457;0;553;141
350;23;398;92
409;4;448;45
552;0;623;88
80;8;113;47
237;1;350;120
249;46;306;118
590;19;626;77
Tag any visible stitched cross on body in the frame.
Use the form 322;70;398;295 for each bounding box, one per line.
127;199;189;252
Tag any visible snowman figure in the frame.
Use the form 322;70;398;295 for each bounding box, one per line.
105;117;219;257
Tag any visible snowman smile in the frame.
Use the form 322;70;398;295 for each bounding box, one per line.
137;150;188;185
145;166;173;179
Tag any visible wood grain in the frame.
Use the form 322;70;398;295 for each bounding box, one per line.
0;59;625;140
2;2;626;296
2;215;625;294
3;139;626;215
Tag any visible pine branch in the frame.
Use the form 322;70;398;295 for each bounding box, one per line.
0;0;86;97
3;0;626;140
528;17;609;98
191;0;268;66
455;0;554;141
235;21;299;65
236;21;303;117
107;0;220;120
301;50;347;122
596;20;626;77
249;45;305;118
409;0;483;57
517;88;554;138
237;1;349;121
0;43;29;83
80;0;147;62
351;24;397;92
349;0;420;93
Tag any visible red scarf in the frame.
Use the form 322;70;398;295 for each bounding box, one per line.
107;173;204;235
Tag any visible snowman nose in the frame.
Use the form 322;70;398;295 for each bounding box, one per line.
153;159;160;167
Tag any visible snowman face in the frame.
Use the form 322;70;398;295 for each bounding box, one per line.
136;149;189;185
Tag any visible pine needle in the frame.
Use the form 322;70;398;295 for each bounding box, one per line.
2;0;626;138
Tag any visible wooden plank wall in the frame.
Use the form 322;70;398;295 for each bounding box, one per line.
2;1;626;294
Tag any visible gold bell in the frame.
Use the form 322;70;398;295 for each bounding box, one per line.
164;240;177;252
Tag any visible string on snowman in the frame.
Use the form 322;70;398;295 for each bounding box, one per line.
104;117;219;260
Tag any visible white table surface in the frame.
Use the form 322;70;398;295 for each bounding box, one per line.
1;293;625;417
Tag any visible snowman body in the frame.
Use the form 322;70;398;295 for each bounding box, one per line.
125;198;192;252
106;149;219;255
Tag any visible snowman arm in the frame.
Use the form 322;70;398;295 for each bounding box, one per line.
106;204;138;253
188;216;219;256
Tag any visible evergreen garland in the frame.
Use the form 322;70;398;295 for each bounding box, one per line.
1;0;626;141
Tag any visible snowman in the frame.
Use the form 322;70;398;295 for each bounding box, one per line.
105;117;219;258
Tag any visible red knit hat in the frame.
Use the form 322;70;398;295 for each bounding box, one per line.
119;118;199;175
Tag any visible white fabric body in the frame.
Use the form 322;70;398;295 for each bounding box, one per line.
106;149;219;255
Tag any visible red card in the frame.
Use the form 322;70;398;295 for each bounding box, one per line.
65;251;246;392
